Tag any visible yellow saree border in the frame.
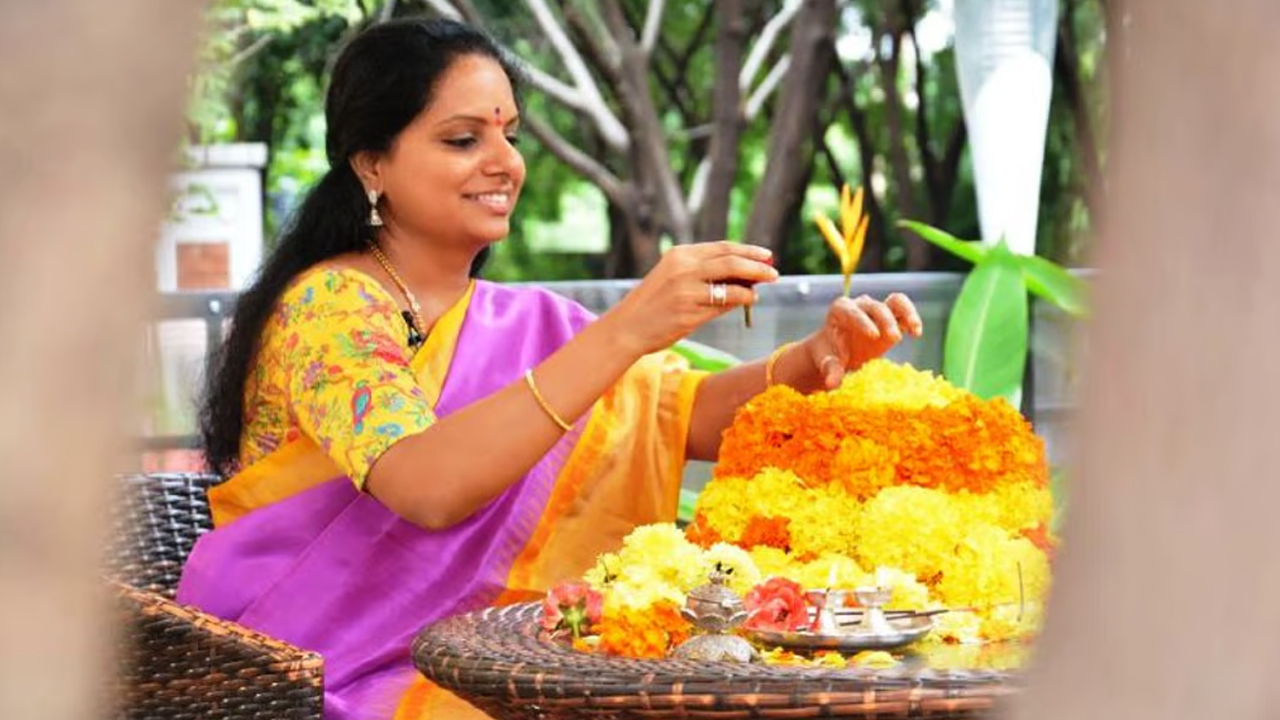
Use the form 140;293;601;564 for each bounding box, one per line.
208;279;475;527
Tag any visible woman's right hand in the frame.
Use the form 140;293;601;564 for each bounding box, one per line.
603;241;779;355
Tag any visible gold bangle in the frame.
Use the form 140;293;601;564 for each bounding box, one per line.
765;342;797;388
524;369;573;432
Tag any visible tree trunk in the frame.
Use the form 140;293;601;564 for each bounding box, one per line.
1055;0;1104;222
744;0;838;256
697;0;747;244
831;60;887;272
601;0;693;247
604;197;636;278
622;192;663;274
878;27;929;269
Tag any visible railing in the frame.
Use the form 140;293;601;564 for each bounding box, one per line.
138;273;1081;477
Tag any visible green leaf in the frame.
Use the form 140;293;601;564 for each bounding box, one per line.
943;243;1029;403
1014;254;1089;317
671;339;742;373
900;219;1089;317
897;220;990;266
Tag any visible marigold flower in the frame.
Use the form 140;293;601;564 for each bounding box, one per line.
700;542;762;596
575;358;1057;656
596;600;691;658
740;515;792;551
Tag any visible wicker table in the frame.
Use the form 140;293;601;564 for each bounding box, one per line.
412;603;1018;720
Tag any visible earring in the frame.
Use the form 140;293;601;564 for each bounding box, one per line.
367;189;383;227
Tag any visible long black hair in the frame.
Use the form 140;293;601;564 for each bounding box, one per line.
201;18;523;478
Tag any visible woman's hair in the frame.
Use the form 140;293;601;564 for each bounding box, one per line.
200;18;523;478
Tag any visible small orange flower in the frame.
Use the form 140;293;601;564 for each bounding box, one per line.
596;601;691;659
740;515;791;551
684;511;723;549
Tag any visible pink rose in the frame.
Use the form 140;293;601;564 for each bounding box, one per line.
541;582;604;639
743;577;810;632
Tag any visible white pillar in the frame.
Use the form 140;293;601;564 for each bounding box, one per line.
953;0;1059;255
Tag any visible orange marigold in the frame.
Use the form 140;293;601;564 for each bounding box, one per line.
715;370;1048;498
596;600;691;659
684;512;722;549
740;515;791;551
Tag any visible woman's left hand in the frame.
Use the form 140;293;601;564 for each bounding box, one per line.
801;293;924;389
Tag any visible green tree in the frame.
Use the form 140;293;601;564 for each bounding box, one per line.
186;0;1109;279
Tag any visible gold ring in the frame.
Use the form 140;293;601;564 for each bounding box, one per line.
708;283;729;307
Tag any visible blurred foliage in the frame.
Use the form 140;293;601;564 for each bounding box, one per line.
184;0;1108;281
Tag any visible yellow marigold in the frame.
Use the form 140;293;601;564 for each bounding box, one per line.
869;566;932;610
815;651;853;668
692;468;861;558
759;648;855;668
848;650;899;669
795;553;867;591
583;552;620;591
957;481;1054;534
758;647;807;666
831;359;960;409
596;600;690;658
854;486;967;582
980;601;1046;642
934;524;1052;641
922;609;983;645
700;542;762;596
603;568;685;613
747;546;797;580
694;469;809;542
784;488;862;559
615;523;706;593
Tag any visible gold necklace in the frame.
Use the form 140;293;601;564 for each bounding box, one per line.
367;241;427;348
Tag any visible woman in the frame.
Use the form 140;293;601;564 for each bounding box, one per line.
177;17;921;720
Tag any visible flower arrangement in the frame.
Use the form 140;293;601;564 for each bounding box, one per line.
538;183;1056;664
690;360;1054;642
540;359;1055;663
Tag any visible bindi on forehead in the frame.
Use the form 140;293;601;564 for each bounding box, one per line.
493;107;502;126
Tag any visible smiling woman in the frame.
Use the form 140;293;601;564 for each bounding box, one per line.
175;17;921;720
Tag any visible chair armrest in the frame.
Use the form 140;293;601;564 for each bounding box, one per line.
114;581;324;719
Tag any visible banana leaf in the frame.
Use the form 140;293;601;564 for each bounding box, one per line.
671;339;742;372
1016;253;1088;317
898;219;989;265
899;219;1087;317
944;242;1028;405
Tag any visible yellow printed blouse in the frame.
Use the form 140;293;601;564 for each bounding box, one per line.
240;267;434;488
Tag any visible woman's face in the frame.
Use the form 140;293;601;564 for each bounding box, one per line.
376;54;525;250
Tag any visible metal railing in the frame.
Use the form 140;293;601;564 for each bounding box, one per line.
140;273;1081;471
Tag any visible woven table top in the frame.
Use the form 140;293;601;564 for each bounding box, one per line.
412;603;1019;720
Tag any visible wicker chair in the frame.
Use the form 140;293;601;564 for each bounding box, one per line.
109;472;324;719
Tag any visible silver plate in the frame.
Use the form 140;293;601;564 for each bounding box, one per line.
744;613;934;652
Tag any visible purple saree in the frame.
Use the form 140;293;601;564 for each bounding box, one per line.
177;282;595;719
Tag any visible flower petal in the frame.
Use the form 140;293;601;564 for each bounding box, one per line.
814;213;848;265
